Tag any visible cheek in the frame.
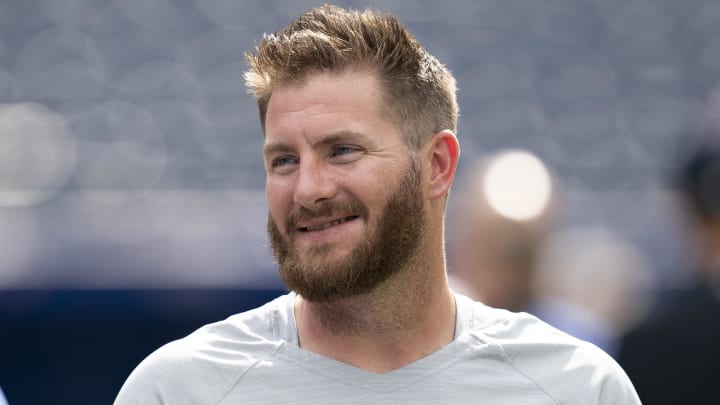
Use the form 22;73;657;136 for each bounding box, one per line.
266;181;293;218
345;180;380;211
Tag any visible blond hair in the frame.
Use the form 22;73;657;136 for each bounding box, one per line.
244;4;458;149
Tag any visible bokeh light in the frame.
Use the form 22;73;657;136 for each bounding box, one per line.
0;102;76;206
482;150;553;221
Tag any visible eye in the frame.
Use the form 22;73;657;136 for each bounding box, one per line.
269;155;298;174
329;145;362;163
331;145;356;156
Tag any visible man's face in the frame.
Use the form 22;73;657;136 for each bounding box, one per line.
263;71;426;302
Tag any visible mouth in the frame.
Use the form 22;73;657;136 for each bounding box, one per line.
298;215;360;232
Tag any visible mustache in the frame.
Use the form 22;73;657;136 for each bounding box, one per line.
286;199;368;231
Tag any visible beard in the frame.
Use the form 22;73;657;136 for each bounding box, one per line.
267;161;426;302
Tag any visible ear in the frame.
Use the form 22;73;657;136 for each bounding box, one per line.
424;130;460;201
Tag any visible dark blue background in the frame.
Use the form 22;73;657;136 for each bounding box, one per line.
0;289;285;405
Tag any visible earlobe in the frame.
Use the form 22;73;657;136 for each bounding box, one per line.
426;130;460;200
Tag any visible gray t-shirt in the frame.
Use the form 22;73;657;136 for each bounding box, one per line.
115;292;641;404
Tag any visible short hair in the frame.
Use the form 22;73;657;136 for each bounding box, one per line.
244;4;458;150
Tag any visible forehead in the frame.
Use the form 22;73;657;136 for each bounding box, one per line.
270;71;382;113
264;71;395;141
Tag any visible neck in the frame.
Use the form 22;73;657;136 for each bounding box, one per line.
293;240;456;373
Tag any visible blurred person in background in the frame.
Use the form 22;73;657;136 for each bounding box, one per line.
448;151;654;357
448;149;556;313
619;138;720;404
532;227;655;358
115;5;639;404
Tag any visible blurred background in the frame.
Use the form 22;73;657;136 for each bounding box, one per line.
1;0;719;403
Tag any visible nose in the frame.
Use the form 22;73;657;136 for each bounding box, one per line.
293;160;337;209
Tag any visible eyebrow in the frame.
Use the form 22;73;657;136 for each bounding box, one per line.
263;130;371;157
263;142;294;157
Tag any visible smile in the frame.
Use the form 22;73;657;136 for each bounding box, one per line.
299;215;359;232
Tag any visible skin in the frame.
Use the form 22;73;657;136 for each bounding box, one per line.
263;70;460;373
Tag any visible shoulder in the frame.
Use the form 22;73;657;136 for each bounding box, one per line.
114;293;293;405
458;296;640;404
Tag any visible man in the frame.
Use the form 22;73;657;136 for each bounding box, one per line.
619;142;720;404
115;5;640;404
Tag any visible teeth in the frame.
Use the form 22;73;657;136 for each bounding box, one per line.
305;217;348;231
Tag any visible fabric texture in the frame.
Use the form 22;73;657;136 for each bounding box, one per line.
115;292;640;404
